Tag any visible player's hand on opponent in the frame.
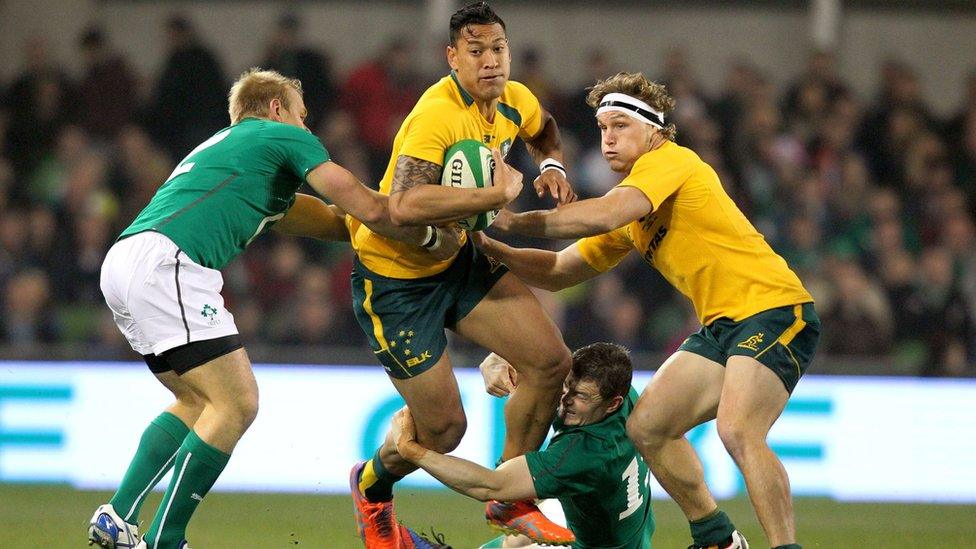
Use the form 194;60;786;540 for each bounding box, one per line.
469;230;500;254
534;168;577;205
391;407;426;462
426;224;464;261
492;148;524;206
487;208;514;232
479;352;518;397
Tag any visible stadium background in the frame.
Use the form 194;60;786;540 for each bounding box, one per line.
1;0;975;547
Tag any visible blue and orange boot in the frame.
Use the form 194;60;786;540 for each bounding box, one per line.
485;500;575;546
399;525;452;548
350;461;402;549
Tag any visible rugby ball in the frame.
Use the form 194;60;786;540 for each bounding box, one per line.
440;139;497;231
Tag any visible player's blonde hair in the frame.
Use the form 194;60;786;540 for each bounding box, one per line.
586;72;677;141
228;68;303;124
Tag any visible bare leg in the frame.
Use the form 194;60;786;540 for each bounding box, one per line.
155;370;205;428
626;351;725;520
456;274;571;459
379;355;467;476
718;356;794;546
177;347;258;453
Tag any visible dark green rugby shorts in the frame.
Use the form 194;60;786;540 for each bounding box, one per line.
351;241;508;379
678;302;821;393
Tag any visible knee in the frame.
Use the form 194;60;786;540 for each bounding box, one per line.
174;390;206;417
419;413;467;454
626;410;675;452
217;388;259;432
521;346;572;388
626;413;655;451
236;391;259;430
716;416;761;461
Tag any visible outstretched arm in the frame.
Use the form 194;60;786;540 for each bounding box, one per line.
392;408;537;502
387;150;523;226
524;109;576;204
472;234;601;292
495;186;651;239
273;193;349;241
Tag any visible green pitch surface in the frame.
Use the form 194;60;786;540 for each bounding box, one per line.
2;484;974;548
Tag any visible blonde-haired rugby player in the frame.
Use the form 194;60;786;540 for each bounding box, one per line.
476;72;822;549
88;68;458;549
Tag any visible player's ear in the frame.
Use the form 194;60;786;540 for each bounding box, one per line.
447;45;458;71
268;98;282;121
606;395;624;415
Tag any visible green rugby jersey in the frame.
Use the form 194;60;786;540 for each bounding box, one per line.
120;118;329;269
524;388;654;548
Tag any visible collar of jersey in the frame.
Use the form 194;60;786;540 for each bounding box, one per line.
449;71;475;107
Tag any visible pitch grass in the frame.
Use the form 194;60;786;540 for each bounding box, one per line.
2;484;974;548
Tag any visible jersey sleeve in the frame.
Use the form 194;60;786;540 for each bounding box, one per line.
617;147;694;212
271;124;331;180
398;102;456;166
507;81;544;139
524;434;599;499
576;227;634;273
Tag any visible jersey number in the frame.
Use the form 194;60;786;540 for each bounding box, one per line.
618;457;644;520
163;128;233;184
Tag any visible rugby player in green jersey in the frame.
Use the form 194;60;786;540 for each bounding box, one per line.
88;68;460;549
391;343;655;549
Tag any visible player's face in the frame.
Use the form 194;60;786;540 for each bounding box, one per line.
447;23;510;103
557;376;609;427
596;111;655;173
278;87;309;130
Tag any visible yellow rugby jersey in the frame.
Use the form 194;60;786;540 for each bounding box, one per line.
577;140;812;325
351;72;544;278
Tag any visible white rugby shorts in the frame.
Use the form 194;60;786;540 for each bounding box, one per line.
100;231;239;355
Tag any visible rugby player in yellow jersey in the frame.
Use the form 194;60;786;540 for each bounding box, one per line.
348;3;578;548
476;72;822;549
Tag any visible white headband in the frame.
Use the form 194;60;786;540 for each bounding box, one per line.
596;92;665;129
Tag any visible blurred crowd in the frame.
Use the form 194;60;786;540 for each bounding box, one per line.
1;14;974;377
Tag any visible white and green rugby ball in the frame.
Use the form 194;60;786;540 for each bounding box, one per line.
440;139;497;231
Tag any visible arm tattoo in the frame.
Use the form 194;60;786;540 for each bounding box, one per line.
390;155;441;195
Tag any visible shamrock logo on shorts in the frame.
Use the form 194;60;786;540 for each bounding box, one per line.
201;304;218;319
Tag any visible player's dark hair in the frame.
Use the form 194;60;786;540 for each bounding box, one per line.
450;2;506;45
571;343;633;401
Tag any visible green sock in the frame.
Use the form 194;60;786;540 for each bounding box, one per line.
773;545;802;549
359;449;403;502
690;509;735;546
110;412;189;525
143;430;230;548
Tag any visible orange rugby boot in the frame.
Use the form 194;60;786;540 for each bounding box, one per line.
350;461;402;549
485;499;575;546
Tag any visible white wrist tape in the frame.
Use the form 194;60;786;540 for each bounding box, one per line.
539;158;566;176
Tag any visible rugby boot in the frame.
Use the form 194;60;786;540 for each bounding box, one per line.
485;499;575;546
687;529;750;549
350;461;402;549
88;504;140;549
399;524;452;548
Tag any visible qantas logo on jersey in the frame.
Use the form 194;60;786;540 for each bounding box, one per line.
641;225;668;265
